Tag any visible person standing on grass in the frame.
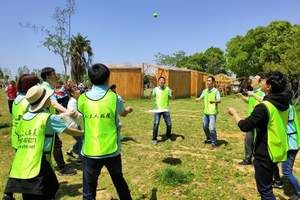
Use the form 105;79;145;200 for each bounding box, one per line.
6;80;17;114
151;76;172;145
237;73;266;165
2;85;82;200
3;74;40;200
228;71;292;200
281;103;300;200
196;76;221;149
65;81;83;161
77;63;133;200
40;67;76;176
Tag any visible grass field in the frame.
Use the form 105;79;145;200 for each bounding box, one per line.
0;89;299;200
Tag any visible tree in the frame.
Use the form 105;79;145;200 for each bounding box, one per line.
226;21;299;77
203;47;226;74
155;51;186;66
20;0;75;78
17;65;30;77
69;34;93;84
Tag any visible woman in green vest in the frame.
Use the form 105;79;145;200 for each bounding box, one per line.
3;74;40;200
228;71;292;200
11;74;40;150
3;85;82;200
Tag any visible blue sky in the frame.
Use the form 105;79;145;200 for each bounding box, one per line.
0;0;299;76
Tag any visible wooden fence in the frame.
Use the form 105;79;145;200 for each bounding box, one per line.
190;71;208;97
108;68;143;99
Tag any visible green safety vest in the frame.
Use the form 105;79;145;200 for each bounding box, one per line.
263;101;288;162
9;113;51;179
78;90;118;157
11;97;29;149
203;88;218;115
288;105;300;148
248;89;265;116
155;87;170;109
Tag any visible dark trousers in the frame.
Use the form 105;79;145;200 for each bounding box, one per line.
53;134;66;169
244;131;254;162
83;155;132;200
152;112;172;140
22;193;53;200
8;100;14;114
253;159;277;200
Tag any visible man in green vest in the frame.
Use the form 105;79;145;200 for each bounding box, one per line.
237;73;265;165
228;71;292;200
77;63;133;200
3;85;82;200
196;76;221;149
40;67;76;176
151;76;172;145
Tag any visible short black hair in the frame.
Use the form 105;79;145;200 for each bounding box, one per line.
88;63;110;85
41;67;55;81
265;71;287;94
110;84;116;90
207;76;215;82
158;76;165;81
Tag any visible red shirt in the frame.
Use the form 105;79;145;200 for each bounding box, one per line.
7;84;17;100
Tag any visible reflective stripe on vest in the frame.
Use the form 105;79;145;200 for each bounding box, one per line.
204;88;218;115
248;89;265;116
288;105;300;148
78;90;118;157
263;101;288;162
155;87;170;109
11;98;29;149
9;113;51;179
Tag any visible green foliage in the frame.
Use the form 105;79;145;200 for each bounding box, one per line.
0;68;3;79
69;33;93;84
226;21;300;77
154;51;186;66
156;167;194;186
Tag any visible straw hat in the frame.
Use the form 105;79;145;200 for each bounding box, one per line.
26;85;53;112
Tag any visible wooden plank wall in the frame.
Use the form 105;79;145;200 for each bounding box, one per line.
108;68;143;99
156;68;191;98
190;71;207;97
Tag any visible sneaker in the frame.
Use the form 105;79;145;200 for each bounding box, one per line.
58;166;76;176
238;160;252;165
272;180;283;189
152;140;158;145
204;139;212;144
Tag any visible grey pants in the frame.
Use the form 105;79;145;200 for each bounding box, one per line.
244;130;254;162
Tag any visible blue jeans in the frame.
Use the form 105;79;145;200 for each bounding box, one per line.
82;155;132;200
203;114;217;145
282;150;300;197
152;112;172;140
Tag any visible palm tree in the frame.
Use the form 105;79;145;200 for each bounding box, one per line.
69;33;93;84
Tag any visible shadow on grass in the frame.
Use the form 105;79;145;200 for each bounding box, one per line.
150;187;157;200
158;133;185;143
0;123;11;129
216;139;229;147
56;181;82;199
121;136;138;143
162;157;182;166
